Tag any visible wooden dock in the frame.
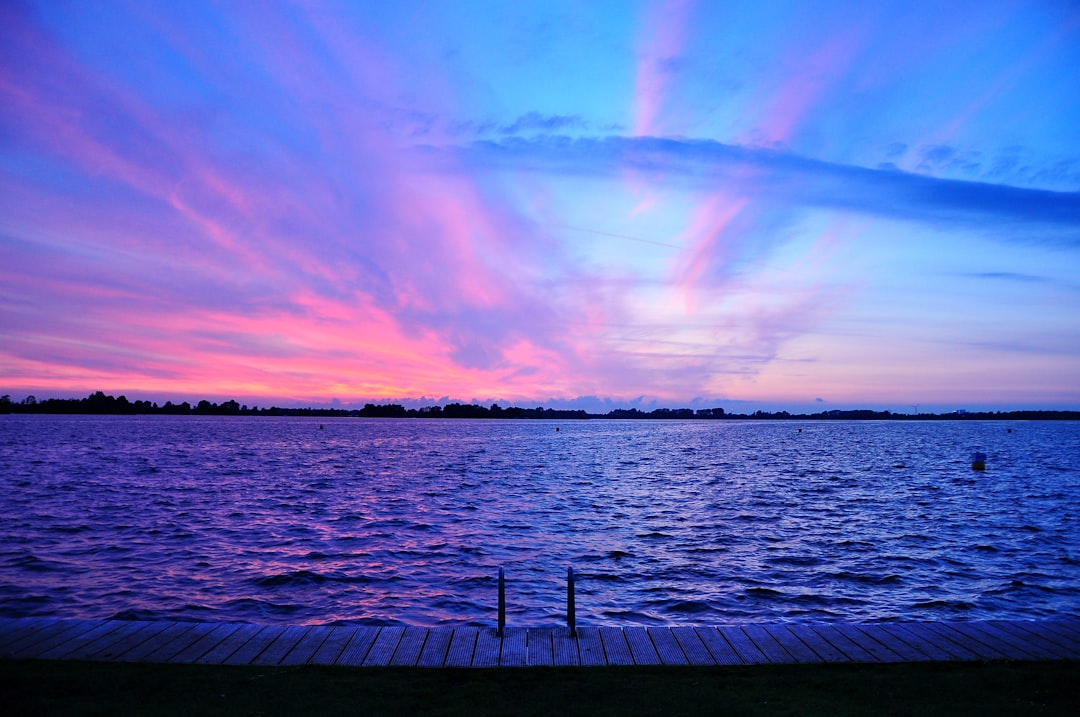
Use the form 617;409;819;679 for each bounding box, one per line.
2;616;1077;668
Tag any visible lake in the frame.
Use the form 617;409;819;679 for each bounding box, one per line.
1;415;1077;627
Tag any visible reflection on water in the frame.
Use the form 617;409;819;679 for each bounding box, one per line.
1;415;1078;626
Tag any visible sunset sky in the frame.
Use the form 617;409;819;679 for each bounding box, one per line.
2;0;1079;413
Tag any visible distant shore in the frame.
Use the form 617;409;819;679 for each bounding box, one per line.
3;391;1078;420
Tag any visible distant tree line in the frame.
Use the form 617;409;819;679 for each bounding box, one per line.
2;392;1078;420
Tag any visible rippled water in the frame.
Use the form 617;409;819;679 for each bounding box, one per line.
1;415;1078;627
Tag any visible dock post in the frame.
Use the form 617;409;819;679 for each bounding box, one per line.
567;566;576;637
497;567;506;637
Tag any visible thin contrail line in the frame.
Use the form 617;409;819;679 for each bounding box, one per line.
553;224;682;249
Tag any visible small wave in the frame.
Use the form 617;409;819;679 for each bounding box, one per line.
635;531;671;538
251;570;377;588
744;587;784;599
830;571;902;585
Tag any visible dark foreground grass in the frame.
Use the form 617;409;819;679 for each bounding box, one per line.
3;659;1078;716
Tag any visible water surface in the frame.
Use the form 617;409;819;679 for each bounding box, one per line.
1;416;1077;626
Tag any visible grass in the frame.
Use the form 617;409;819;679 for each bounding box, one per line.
3;658;1078;716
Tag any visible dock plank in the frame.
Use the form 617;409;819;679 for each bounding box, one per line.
362;626;405;666
443;627;478;667
252;625;312;666
859;624;933;662
784;624;850;663
598;626;634;665
886;622;971;661
694;627;743;665
168;623;244;664
417;627;453;667
472;628;502;667
92;620;174;661
281;625;336;665
389;626;429;667
1025;620;1080;651
223;625;286;666
526;627;554;666
334;627;379;666
623;626;661;665
718;626;768;664
763;625;824;664
141;622;218;663
196;623;265;665
498;627;527;667
552;627;580;666
308;626;358;665
6;619;100;659
988;620;1073;660
916;622;1004;661
959;622;1048;660
741;624;794;664
647;627;689;665
40;620;127;660
0;617;55;651
575;626;607;666
831;623;902;663
671;626;715;665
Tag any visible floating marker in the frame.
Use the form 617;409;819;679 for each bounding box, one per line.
970;452;987;471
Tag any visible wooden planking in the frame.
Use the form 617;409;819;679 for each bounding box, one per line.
526;627;554;666
0;616;56;651
498;627;527;667
222;625;285;665
196;623;265;665
417;627;454;667
6;618;100;659
718;626;769;664
958;621;1048;660
598;626;634;665
472;628;502;667
1020;620;1080;652
92;620;174;661
39;620;126;660
741;624;794;664
117;622;197;663
168;622;244;664
2;617;1078;667
884;622;972;661
917;621;1005;661
308;626;358;665
334;627;379;666
552;627;580;666
623;626;661;665
389;626;429;667
443;626;478;667
362;626;405;666
694;627;743;665
763;625;824;664
784;624;849;663
988;620;1073;660
575;626;607;666
830;623;901;663
281;625;336;666
670;626;715;666
857;624;932;662
648;627;689;665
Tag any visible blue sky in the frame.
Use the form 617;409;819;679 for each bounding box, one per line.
1;0;1078;412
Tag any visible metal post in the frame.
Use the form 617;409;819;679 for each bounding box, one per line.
497;567;506;637
567;566;576;637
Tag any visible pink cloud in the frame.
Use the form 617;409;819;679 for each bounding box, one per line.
632;0;694;137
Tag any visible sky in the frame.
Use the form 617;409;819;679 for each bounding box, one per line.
2;0;1079;414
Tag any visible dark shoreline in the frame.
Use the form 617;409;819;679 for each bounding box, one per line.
3;391;1078;420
